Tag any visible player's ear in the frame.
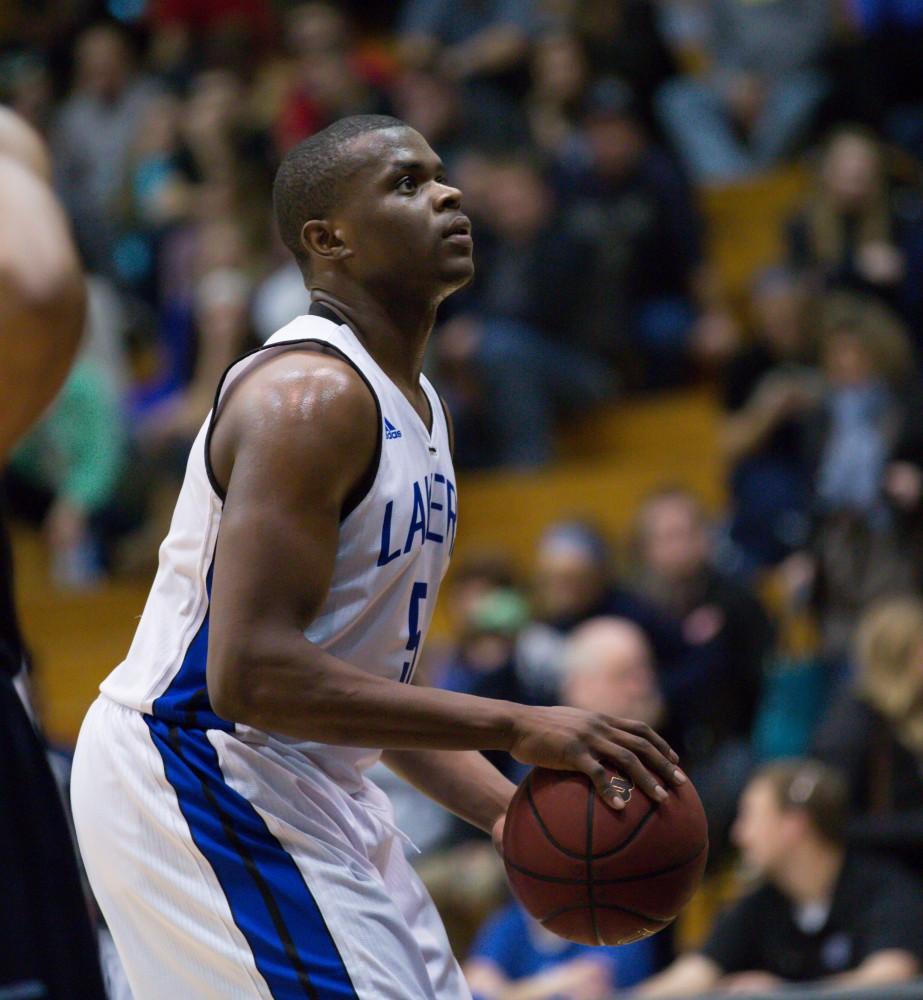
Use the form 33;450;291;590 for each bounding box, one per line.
301;220;354;261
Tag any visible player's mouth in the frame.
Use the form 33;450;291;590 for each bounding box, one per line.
443;216;473;247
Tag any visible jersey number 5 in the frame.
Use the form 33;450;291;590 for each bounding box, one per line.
400;582;428;683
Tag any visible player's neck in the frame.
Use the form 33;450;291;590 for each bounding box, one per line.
311;283;435;390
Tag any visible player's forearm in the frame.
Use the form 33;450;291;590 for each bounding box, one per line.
209;634;523;753
381;747;516;834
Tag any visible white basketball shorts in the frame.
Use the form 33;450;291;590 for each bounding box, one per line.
71;695;472;1000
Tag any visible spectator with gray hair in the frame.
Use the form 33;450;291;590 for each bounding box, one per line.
560;617;666;733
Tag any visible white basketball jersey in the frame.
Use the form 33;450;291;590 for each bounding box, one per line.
101;306;457;787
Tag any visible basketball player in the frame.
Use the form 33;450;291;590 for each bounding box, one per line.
0;107;107;996
71;115;685;999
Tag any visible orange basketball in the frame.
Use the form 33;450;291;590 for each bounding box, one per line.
503;766;708;945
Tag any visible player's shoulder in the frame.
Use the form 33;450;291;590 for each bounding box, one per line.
236;340;376;435
212;333;379;493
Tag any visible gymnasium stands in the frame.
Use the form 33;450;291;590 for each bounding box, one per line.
4;2;923;997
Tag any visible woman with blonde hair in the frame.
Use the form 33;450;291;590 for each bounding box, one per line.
813;594;923;874
787;126;923;335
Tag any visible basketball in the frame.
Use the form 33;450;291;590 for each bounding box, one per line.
502;766;708;946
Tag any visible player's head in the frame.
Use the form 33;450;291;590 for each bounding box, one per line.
273;115;473;301
732;760;848;878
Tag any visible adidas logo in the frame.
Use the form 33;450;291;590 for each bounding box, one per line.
384;418;402;440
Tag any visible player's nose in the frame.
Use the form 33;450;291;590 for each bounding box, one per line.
434;180;462;212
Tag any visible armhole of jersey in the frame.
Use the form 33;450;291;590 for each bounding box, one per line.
203;339;383;523
438;393;455;460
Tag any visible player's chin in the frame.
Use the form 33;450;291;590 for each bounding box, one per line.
440;255;475;291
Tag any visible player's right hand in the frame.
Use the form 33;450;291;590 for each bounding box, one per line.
508;705;685;810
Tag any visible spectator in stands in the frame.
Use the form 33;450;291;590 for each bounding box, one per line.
561;616;667;736
436;154;610;468
835;1;923;160
798;295;923;661
466;900;655;1000
787;126;923;344
561;77;736;387
396;0;535;140
814;595;923;877
147;0;276;80
275;2;391;155
4;353;127;589
571;0;676;126
117;93;191;302
657;0;831;183
631;487;772;854
635;759;923;996
516;520;706;708
524;32;589;160
392;69;509;168
51;22;161;274
721;267;822;573
141;231;255;456
179;68;274;198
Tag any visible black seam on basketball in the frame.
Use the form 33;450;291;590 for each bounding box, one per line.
540;899;673;927
585;781;601;945
525;773;586;861
590;802;657;859
504;842;708;885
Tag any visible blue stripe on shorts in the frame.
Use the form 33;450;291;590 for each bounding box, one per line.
145;717;358;1000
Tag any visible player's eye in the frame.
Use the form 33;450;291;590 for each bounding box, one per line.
397;176;418;193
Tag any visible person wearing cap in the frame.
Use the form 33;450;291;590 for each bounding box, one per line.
635;759;923;996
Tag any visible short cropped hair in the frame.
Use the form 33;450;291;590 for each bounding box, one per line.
754;758;849;844
273;114;407;272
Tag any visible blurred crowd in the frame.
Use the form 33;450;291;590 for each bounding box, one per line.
4;0;923;997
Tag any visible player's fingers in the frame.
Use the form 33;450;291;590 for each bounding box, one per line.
607;716;680;766
598;741;668;804
576;753;627;811
608;726;686;788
